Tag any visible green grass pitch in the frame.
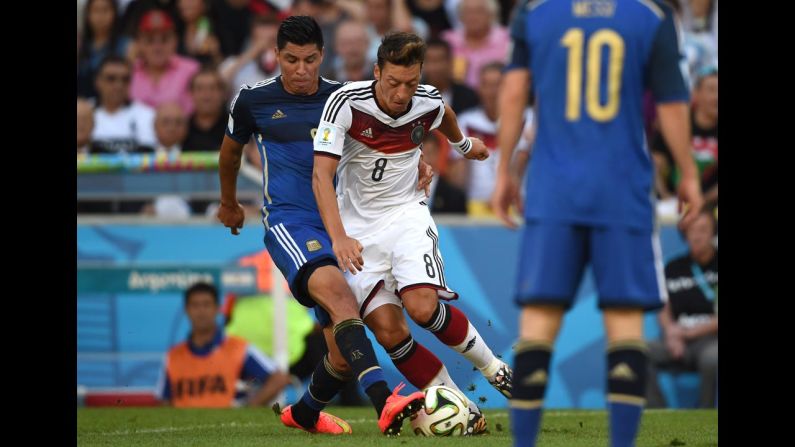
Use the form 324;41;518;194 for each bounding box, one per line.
78;407;717;446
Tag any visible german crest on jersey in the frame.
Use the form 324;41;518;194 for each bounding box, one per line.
411;123;425;145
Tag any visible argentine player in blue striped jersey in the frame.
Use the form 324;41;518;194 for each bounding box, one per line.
493;1;705;446
217;16;426;436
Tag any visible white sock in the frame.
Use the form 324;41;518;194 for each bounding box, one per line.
424;365;460;391
452;321;499;375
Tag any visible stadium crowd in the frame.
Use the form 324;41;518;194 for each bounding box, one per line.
77;0;717;218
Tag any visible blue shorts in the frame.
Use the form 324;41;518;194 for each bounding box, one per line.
514;220;666;311
264;221;336;326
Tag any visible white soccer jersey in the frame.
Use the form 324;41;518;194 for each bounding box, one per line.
453;107;535;202
314;80;446;236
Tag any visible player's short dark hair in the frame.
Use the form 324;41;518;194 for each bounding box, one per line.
184;282;219;307
377;32;426;70
97;55;131;75
277;16;324;51
425;37;451;58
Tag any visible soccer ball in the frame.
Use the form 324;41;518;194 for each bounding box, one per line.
409;385;470;436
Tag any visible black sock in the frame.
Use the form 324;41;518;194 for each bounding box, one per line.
334;319;390;415
511;340;553;445
606;341;648;447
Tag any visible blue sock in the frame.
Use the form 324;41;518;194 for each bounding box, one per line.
606;341;648;447
510;340;552;447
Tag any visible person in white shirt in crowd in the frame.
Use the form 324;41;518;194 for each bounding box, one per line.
77;98;96;156
92;55;157;153
453;62;533;217
154;102;189;158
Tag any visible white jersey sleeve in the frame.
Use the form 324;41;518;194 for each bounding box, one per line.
314;88;354;158
424;85;446;131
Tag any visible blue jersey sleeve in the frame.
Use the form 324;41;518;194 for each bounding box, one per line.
226;87;257;144
240;344;277;383
507;2;530;71
647;5;690;103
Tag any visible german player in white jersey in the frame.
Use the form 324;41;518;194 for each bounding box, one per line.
312;33;514;426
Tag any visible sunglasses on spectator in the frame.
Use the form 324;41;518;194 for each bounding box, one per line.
102;74;131;83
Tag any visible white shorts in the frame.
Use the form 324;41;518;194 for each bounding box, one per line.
343;203;458;319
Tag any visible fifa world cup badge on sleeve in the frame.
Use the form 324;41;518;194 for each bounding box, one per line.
316;126;336;147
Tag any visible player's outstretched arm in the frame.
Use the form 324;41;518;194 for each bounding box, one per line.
493;68;530;228
312;155;364;274
437;104;489;161
218;135;247;235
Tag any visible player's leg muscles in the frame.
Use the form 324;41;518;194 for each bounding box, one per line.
306;265;391;415
365;303;448;390
512;304;565;447
603;309;647;447
402;287;507;386
306;265;360;324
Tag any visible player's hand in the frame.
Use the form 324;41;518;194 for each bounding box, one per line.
491;172;521;229
464;137;489;161
333;235;364;274
217;201;245;235
677;174;704;231
417;158;434;197
665;325;685;359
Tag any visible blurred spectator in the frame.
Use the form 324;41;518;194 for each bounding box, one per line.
219;13;281;91
679;0;717;34
646;209;718;408
322;20;374;82
175;0;223;66
453;62;533;217
444;0;515;27
652;69;718;206
184;69;228;152
422;131;467;214
155;282;291;407
92;56;157;153
77;99;96;155
422;38;479;114
78;0;132;98
441;0;510;90
212;0;258;57
120;0;179;37
142;100;192;216
364;0;426;64
154;102;189;157
292;0;364;78
670;0;717;88
405;0;452;39
250;0;291;17
225;292;365;405
131;9;200;114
